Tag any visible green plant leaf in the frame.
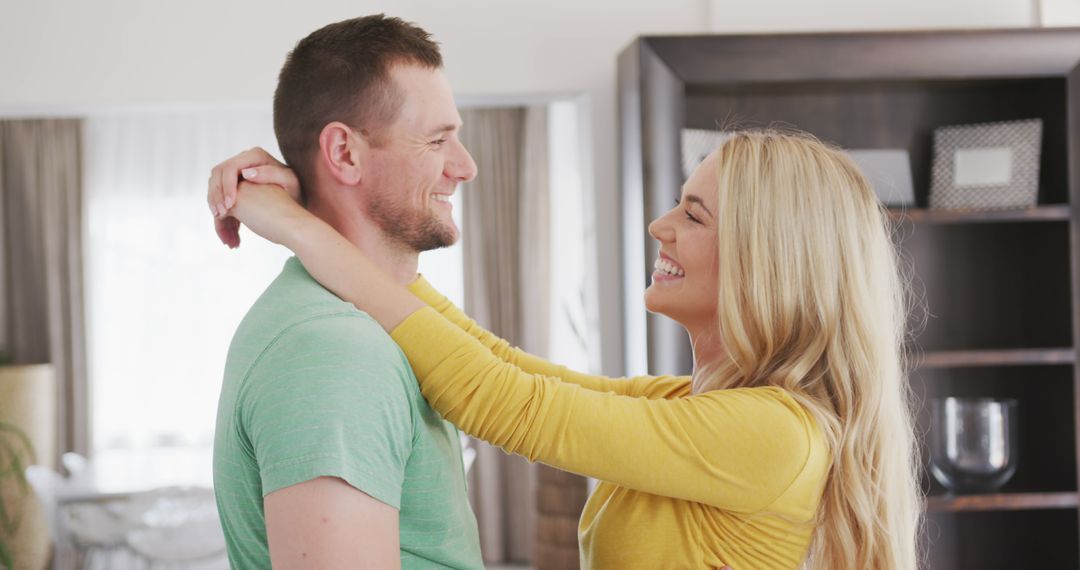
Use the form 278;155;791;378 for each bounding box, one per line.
0;422;36;545
0;538;13;570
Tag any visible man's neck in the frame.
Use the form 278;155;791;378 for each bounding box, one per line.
308;198;419;287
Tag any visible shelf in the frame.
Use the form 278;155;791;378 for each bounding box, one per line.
926;492;1078;512
887;205;1071;224
621;28;1080;566
914;348;1075;369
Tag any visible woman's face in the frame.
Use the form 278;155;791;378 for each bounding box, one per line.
643;149;721;332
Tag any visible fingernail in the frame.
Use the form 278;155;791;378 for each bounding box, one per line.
225;195;234;209
242;168;257;179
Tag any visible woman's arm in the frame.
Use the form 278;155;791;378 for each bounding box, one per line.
391;307;822;512
208;152;690;397
409;277;691;400
218;167;689;398
226;183;818;511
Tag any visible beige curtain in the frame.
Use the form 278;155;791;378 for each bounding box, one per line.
460;105;550;564
0;119;89;461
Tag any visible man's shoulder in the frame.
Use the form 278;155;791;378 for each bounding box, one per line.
244;257;358;323
264;310;401;364
240;258;385;337
226;258;411;382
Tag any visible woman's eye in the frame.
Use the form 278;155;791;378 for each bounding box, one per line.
675;198;701;224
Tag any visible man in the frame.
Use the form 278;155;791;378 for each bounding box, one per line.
210;15;483;569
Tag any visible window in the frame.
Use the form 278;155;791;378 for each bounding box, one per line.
83;109;290;486
547;100;592;371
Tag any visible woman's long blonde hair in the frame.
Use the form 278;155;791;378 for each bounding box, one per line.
696;130;921;569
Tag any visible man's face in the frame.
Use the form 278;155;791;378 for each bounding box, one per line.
359;65;476;252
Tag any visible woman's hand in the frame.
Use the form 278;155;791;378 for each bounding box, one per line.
207;147;301;248
227;181;314;249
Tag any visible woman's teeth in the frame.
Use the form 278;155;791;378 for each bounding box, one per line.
433;194;451;203
654;258;684;277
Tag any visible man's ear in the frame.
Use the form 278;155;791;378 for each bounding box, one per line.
317;122;365;186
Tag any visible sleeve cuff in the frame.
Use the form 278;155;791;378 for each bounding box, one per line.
261;455;402;510
408;274;445;306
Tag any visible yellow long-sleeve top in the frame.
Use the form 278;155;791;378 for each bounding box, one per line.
396;278;830;569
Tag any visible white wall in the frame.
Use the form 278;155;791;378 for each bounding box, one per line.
1043;0;1080;25
708;0;1039;32
0;0;1047;375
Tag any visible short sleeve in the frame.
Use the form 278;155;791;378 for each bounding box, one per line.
239;314;415;510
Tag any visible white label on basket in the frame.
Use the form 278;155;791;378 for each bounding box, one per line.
953;147;1013;187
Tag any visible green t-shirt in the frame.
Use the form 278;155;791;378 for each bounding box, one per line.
213;257;482;569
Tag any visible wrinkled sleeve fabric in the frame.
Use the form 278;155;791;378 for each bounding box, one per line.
391;307;818;513
408;276;690;399
242;315;414;509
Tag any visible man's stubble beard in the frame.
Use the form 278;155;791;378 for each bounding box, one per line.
366;193;458;253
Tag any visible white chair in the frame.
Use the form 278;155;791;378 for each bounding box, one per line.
62;452;90;479
124;486;226;569
26;462;136;570
60;498;137;569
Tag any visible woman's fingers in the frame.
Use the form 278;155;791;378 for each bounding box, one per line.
239;165;302;203
207;147;300;249
219;149;256;213
208;165;226;218
211;147;286;216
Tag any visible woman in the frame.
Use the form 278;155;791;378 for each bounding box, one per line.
209;130;921;569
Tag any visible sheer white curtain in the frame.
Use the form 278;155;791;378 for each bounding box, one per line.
82;109;289;485
546;101;591;376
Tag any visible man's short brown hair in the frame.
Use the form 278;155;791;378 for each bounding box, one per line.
273;15;442;193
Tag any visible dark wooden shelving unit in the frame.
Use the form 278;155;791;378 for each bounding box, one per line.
888;204;1072;224
619;28;1080;568
916;348;1076;369
927;492;1079;513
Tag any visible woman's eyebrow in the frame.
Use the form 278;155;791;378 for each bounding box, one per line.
684;195;713;218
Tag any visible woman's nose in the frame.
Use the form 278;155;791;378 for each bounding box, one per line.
648;211;674;243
